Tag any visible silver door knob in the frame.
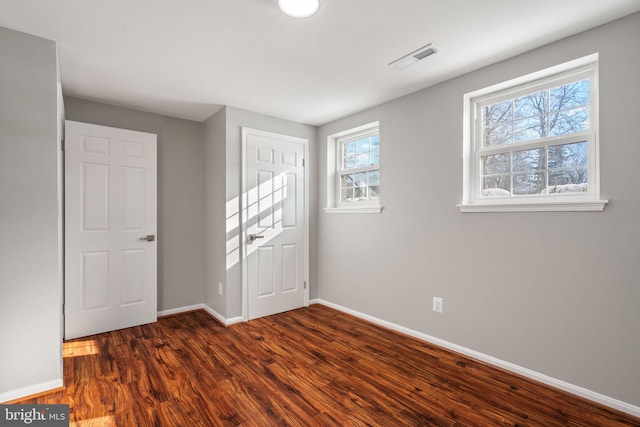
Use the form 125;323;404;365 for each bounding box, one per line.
139;234;155;242
248;234;264;242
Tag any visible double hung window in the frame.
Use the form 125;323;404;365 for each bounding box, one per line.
460;55;607;212
326;122;382;213
337;127;380;205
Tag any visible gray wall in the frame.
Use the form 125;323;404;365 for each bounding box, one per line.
64;97;206;312
203;107;227;316
317;13;640;406
64;99;320;322
0;28;61;397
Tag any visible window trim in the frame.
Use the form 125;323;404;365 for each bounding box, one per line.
325;121;383;214
459;54;608;213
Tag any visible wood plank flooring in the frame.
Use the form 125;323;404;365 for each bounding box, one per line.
12;305;640;426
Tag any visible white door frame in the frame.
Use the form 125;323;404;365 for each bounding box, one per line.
240;127;310;322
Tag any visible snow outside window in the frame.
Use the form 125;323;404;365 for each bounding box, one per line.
459;54;607;212
325;122;382;214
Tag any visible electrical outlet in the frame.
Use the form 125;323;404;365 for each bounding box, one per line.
433;297;443;313
218;282;223;296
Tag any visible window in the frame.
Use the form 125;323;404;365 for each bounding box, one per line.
460;54;607;212
338;129;380;204
326;122;382;213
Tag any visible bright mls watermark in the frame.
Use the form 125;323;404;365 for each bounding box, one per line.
0;405;68;426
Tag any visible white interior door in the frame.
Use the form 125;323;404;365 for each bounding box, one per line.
65;120;157;339
243;128;308;320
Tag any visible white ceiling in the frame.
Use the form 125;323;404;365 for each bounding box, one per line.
1;1;639;126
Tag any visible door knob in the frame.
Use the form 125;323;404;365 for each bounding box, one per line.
248;234;265;242
139;234;155;242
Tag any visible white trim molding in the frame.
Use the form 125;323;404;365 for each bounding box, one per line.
458;199;607;213
157;304;205;317
202;305;243;327
313;299;640;418
324;206;383;214
0;379;63;404
158;304;243;327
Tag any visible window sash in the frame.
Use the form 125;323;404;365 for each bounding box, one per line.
474;67;595;120
339;169;380;203
476;131;592;157
474;69;595;150
340;164;379;175
336;127;380;207
477;135;592;198
469;65;597;203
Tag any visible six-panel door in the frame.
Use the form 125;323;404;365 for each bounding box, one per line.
244;129;307;320
64;120;157;339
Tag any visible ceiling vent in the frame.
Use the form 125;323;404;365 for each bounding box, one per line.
389;44;438;70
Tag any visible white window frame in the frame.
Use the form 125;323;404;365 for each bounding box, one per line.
459;54;608;213
325;121;382;214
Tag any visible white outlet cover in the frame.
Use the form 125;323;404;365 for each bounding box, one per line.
433;297;443;313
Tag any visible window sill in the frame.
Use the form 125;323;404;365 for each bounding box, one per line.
325;206;384;214
457;199;608;213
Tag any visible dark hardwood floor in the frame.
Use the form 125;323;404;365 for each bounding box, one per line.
12;305;640;426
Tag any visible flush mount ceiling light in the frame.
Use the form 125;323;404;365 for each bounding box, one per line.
389;43;438;70
278;0;320;18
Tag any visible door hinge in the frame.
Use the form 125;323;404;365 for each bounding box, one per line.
304;281;307;289
61;139;65;151
302;158;305;167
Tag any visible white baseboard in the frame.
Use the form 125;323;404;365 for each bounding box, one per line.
157;304;205;317
225;316;244;326
0;379;63;404
202;305;225;325
201;305;243;326
158;303;244;326
314;299;640;418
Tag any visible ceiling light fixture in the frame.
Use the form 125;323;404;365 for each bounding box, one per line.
389;43;438;70
278;0;320;18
